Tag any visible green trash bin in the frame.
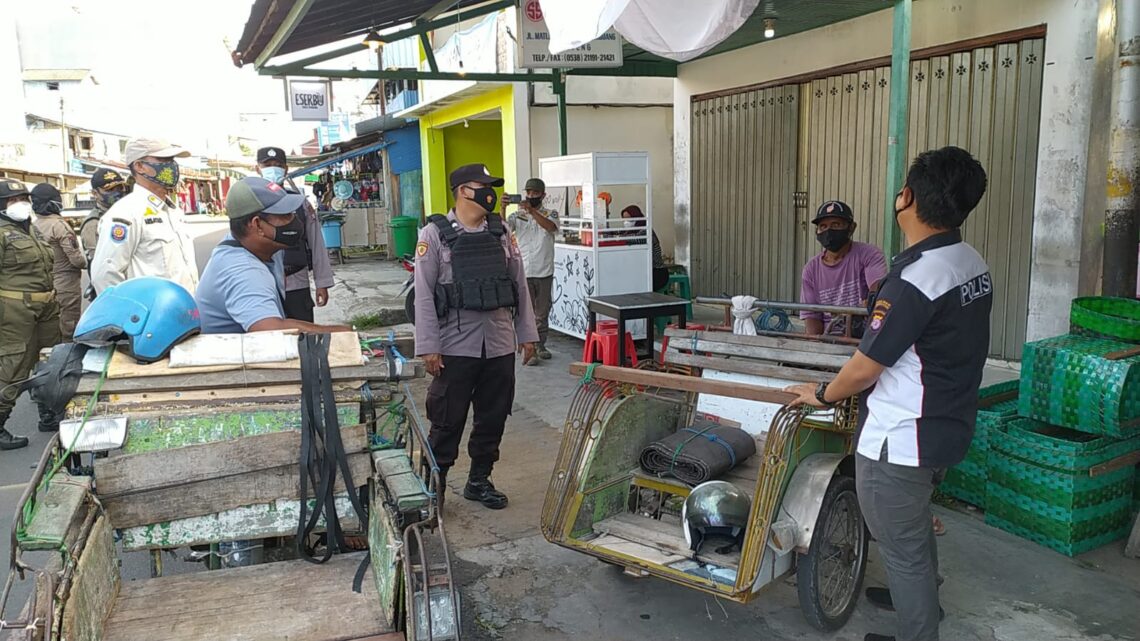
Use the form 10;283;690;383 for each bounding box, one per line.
388;216;420;258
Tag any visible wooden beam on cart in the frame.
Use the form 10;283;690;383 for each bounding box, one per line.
75;360;423;395
568;362;797;405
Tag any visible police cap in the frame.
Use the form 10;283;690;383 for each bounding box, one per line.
449;163;504;190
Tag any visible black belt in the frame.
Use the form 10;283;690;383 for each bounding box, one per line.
296;333;371;591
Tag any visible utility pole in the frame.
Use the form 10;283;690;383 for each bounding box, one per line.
1103;0;1140;297
59;94;68;173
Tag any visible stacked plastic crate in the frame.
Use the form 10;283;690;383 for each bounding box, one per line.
939;380;1019;508
983;298;1140;556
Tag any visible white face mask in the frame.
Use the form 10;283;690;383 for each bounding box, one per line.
4;201;32;221
623;219;638;228
260;166;286;185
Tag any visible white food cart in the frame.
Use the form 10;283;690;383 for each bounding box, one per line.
540;152;653;339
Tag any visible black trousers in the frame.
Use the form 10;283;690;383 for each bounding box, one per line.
284;288;315;322
425;353;515;470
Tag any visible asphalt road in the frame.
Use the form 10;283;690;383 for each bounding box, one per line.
0;217;228;630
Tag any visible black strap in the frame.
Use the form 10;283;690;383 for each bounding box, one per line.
485;213;505;237
429;214;458;246
296;334;370;586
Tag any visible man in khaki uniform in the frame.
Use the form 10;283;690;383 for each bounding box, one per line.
0;180;61;450
31;183;86;340
91;138;198;295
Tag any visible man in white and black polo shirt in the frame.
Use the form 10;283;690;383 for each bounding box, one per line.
788;146;991;641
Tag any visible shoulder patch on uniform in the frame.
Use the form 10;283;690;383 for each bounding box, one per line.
147;194;162;207
416;241;428;257
110;223;128;243
110;217;132;226
143;207;159;217
869;299;891;332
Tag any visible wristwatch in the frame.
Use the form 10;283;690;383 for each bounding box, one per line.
814;382;838;407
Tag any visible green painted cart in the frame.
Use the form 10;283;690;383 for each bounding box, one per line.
1;346;460;641
545;328;869;632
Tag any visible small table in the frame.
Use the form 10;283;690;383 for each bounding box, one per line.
587;293;689;365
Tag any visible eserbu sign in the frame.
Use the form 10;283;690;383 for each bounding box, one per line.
289;81;331;121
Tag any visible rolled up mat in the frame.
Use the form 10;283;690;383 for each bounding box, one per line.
639;421;757;486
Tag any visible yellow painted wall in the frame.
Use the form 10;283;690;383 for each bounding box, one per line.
418;85;518;215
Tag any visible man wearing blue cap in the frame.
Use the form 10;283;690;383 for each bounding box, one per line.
195;177;348;335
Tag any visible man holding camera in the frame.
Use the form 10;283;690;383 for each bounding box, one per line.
503;177;558;364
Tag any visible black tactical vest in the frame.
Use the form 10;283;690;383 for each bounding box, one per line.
281;199;311;276
430;214;518;314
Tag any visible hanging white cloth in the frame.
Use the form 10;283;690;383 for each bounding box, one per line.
541;0;760;62
731;295;758;336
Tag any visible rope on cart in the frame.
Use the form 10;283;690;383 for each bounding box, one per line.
18;348;113;545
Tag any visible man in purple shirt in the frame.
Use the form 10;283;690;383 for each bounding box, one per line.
800;200;887;337
414;163;539;510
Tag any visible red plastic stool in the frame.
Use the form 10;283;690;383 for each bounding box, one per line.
582;329;639;367
659;323;707;364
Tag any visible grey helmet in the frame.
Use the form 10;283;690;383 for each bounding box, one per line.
682;480;751;554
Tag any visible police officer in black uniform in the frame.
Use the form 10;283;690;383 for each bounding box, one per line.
413;164;539;509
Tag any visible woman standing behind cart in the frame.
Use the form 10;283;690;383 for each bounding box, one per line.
620;205;669;291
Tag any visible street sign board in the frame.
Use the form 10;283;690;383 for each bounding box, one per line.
289;80;331;121
518;0;623;68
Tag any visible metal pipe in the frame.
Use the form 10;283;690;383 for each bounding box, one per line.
694;296;867;316
554;70;568;155
1103;0;1140;297
883;0;912;260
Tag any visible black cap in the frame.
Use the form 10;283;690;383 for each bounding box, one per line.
256;147;287;164
449;163;504;190
524;178;545;192
811;200;855;224
91;168;127;190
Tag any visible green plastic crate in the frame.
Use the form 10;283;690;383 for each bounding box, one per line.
1071;297;1140;343
940;380;1020;508
984;419;1140;556
1019;334;1140;438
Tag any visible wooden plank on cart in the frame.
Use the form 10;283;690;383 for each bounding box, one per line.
100;452;372;529
21;475;91;551
76;360;423;395
664;352;834;383
101;553;389;641
569;363;797;405
118;495;362;550
663;328;857;357
96;424;368;497
61;516;119;641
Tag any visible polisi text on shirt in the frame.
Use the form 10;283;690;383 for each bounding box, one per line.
960;272;992;306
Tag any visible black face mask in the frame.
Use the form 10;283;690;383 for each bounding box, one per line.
263;214;304;248
465;186;498;213
526;196;543;208
894;189;914;222
816;228;852;253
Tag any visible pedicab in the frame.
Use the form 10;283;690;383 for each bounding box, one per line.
542;324;868;631
0;328;460;641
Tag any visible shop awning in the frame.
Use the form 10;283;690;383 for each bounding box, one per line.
287;140;393;178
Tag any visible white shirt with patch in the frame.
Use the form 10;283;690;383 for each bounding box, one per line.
91;188;200;295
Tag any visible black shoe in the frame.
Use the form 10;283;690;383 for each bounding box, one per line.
463;477;508;509
865;587;945;621
38;420;59;433
864;634;895;641
0;429;29;451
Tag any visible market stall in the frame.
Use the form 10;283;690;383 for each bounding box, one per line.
542;152;653;339
290;140;393;251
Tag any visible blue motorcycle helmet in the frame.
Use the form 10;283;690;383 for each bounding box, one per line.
74;277;200;363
